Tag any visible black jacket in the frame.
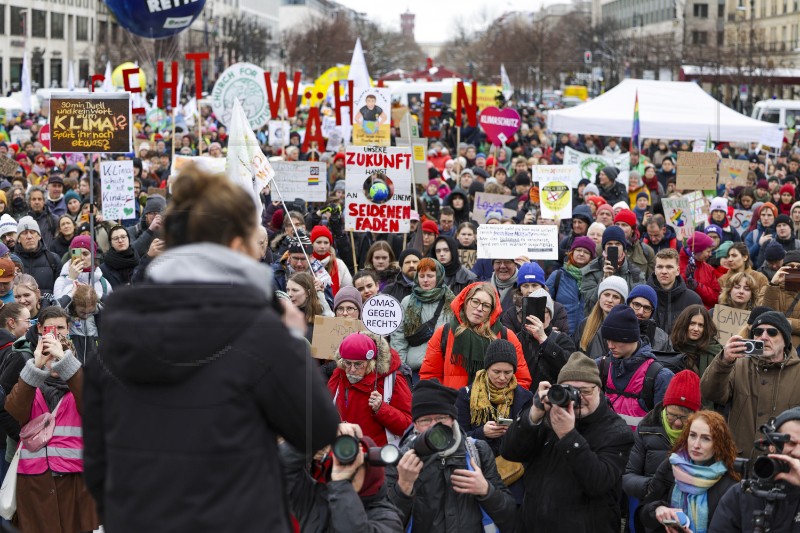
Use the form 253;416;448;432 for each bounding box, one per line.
382;272;413;303
83;283;340;533
14;241;60;293
640;458;738;532
29;207;59;249
709;482;800;532
501;399;635;532
500;293;571;336
455;385;534;457
385;428;516;533
647;274;704;334
278;442;403;533
623;404;672;502
599;181;628;206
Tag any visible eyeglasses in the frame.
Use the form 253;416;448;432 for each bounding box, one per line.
630;301;654;314
665;410;690;424
578;386;596;397
415;415;450;427
467;298;492;313
753;327;780;338
288;256;308;264
111;236;128;242
342;361;366;370
335;306;359;315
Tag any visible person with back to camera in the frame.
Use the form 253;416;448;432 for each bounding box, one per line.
82;163;341;533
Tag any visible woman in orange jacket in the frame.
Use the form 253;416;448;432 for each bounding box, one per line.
419;282;532;390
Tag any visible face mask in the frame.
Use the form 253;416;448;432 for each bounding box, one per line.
12;198;25;209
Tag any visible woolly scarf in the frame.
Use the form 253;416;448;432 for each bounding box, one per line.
469;369;517;427
679;340;723;375
403;261;455;336
103;246;139;271
642;174;660;192
491;270;518;304
450;316;503;382
661;409;683;444
564;257;584;290
314;252;340;295
670;451;728;533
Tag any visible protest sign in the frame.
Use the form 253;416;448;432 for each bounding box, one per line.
450;84;504;110
147;187;166;197
563;147;629;185
683;191;708;224
472;192;516;224
169;155;227;184
759;127;784;149
310;316;367;360
352;87;390;146
676;151;717;190
394;137;428;182
38;125;50;150
100;160;136;221
479;106;520;146
362;294;403;336
268;120;288;147
146;108;168;130
661;197;694;240
271;161;327;203
536;167;577;220
9;129;31;145
718;159;749;187
713;304;750;344
211;62;270;129
531;164;580;189
345;146;412;233
50;92;131;153
459;249;477;270
476;225;559;260
730;209;752;236
0;157;20;178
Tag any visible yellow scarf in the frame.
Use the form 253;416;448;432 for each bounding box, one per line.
469;369;517;427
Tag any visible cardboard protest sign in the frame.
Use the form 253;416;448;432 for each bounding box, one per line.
459;248;477;270
476;225;559;260
472;192;516;224
676;151;717;190
352;87;390;146
718;159;749;187
310;316;367;359
563;147;629;185
271;161;327;203
147;187;166;197
713;304;750;344
50;92;131;153
100;160;136;221
345;146;412;233
661;197;694;240
683;191;708;225
0;156;20;178
730;209;752;236
268;120;288;147
211;62;270;129
759;127;784;149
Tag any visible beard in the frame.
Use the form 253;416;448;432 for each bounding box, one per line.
346;373;363;384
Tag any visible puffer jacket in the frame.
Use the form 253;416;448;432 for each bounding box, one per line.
391;294;453;372
328;333;412;447
598;180;628;206
679;248;721;309
545;266;585;334
385;427;516;533
709;482;800;532
622;404;672;501
14;241;61;293
700;350;800;456
648;274;703;333
501;398;634;532
419;282;532;390
581;256;645;314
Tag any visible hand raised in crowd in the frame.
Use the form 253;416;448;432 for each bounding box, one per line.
397;449;424;497
549;401;576;439
149;213;163;232
529;381;552;424
147;238;165;259
770;454;800;487
41;334;65;361
524;315;548;343
67;257;83;280
483;421;508;439
759;232;773;246
602;260;615;279
514;255;530;268
33;337;52;370
330;423;365;482
722;334;749;364
654;506;692;533
522;211;535;224
451;455;489;497
368;391;383;413
771;265;794;286
313;277;324;292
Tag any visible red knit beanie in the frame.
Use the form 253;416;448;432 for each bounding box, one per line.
310;225;333;245
271;209;285;230
614;209;637;228
338;333;377;361
781;183;796;198
422;220;439;236
662;370;701;411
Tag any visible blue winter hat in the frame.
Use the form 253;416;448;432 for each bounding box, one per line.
601;305;641;343
517;262;545;287
704;224;723;240
602;225;627;248
627;284;658;312
65;189;81;204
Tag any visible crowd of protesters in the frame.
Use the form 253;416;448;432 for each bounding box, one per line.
0;97;795;533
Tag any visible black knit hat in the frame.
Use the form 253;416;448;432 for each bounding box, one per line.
601;305;641;343
484;339;517;372
776;214;793;228
747;306;774;325
763;240;787;262
398;248;422;267
751;311;792;354
785;250;800;265
411;379;458;421
774;406;800;431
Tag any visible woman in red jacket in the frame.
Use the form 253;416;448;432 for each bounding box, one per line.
679;231;721;309
328;332;412;446
419;282;532;390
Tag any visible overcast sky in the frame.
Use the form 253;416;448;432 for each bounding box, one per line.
336;0;551;43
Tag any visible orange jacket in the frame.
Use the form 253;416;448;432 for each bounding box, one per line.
419;282;532;390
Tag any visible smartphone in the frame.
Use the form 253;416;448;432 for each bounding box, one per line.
42;325;57;339
606;246;619;271
70;249;82;261
497;418;513;426
661;520;679;527
522;296;547;322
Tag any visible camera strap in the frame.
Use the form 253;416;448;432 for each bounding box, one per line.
785;291;800;316
464;438;500;533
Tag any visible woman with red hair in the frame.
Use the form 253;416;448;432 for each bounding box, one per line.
639;411;740;532
745;202;778;268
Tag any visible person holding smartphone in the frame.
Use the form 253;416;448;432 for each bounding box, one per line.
580;226;646;315
53;235;111;303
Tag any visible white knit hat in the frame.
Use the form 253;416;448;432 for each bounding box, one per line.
0;214;16;237
597;275;629;301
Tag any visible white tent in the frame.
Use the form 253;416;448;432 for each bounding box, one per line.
547;79;781;144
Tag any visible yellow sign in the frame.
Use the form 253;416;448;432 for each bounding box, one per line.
541;181;572;219
450;84;503;111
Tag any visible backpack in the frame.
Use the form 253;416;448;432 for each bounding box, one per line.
600;350;686;412
439;322;508;355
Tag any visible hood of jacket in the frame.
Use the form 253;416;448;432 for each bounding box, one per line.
608;342;654;379
451;281;503;327
331;332;401;390
14;241;48;259
100;243;275;385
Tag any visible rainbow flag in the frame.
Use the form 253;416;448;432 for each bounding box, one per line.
631;90;640;152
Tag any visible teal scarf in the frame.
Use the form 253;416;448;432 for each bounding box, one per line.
404;260;455;336
669;451;728;533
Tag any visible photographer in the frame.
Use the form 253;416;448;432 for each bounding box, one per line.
700;311;800;457
385;379;516;532
710;406;800;532
279;422;404;532
501;352;634;531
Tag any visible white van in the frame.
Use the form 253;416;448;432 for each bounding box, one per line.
751;100;800;129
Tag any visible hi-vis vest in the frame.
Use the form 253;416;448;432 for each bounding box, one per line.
605;358;655;430
18;389;83;475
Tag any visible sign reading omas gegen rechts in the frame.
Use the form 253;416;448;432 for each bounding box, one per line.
49;92;132;153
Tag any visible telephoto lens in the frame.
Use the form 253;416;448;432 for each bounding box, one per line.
366;444;401;466
753;456;791;481
412;423;455;457
547;384;581;408
331;435;362;465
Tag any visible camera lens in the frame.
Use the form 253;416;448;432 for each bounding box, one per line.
413;423;455;457
332;435;361;465
379;445;400;465
753;456;791;481
548;385;570;408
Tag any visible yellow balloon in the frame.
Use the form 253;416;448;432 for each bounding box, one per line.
111;62;146;89
303;66;374;107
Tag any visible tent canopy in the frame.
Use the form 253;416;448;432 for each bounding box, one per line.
546;79;781;144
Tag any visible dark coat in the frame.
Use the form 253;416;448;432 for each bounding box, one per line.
648;274;704;334
623;404;671;501
382;272;413;303
581;256;645;314
82;283;340;533
14;241;61;293
99;261;137;288
599;180;628;206
385;428;517;533
455;385;534;457
709;482;800;532
29;207;59;249
640;458;738;532
501;399;635;532
500;292;570;336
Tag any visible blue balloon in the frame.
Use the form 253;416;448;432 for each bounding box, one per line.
104;0;207;39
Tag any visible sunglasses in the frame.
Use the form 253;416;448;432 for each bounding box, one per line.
752;327;780;338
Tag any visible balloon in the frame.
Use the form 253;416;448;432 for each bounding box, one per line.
111;62;146;89
103;0;206;39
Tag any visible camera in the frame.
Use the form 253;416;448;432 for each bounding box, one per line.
743;340;765;358
331;435;400;467
402;423;456;458
534;384;582;410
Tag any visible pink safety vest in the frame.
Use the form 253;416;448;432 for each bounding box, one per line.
18;389;83;475
605;358;655;430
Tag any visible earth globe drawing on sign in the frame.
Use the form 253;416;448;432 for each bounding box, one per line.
219;78;266;127
362;173;395;205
